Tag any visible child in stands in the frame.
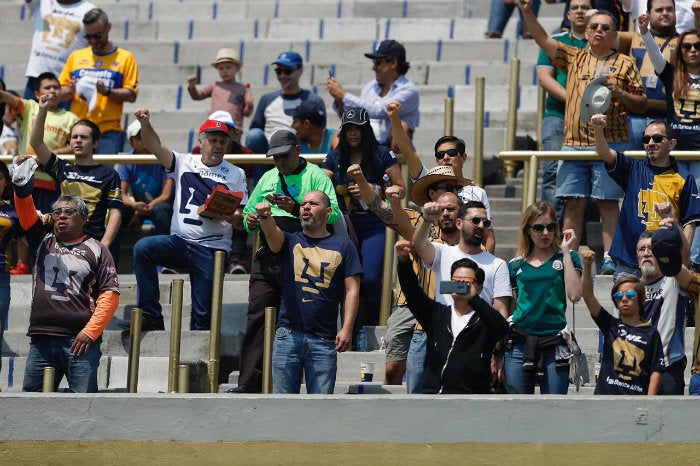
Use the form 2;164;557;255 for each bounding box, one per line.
581;249;665;395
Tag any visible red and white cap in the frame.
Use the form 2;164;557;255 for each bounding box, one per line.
198;119;230;136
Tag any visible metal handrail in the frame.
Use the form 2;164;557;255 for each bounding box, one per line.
498;150;700;211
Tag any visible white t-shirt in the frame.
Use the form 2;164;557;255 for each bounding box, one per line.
168;152;248;251
428;243;512;306
25;0;96;78
451;309;475;340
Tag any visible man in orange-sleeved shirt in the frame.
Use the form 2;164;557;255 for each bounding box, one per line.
12;157;119;392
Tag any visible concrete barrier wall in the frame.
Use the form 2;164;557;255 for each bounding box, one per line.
1;393;699;465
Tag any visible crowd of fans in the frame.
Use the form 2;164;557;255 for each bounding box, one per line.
1;0;699;397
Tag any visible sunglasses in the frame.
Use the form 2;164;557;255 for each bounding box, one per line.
50;207;79;217
613;290;637;301
83;31;105;40
274;67;298;76
451;276;476;283
569;4;592;10
530;222;557;233
465;216;492;228
680;42;700;51
642;134;668;144
435;148;460;159
430;183;463;193
272;151;293;159
588;22;612;31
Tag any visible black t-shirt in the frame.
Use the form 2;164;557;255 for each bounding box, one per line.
593;307;666;395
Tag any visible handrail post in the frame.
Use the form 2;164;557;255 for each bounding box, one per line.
207;250;226;393
42;367;55;392
168;279;184;393
444;96;454;136
474;76;485;187
262;306;276;394
537;86;545;150
177;364;189;393
127;307;143;393
526;154;539;208
504;58;521;180
379;226;396;326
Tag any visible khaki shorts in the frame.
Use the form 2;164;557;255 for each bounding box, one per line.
384;306;417;363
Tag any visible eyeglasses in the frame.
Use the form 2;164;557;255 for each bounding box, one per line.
642;134;668;144
435;148;460;159
530;222;557;233
465;216;492;228
430;183;462;193
612;290;637;301
570;4;592;10
680;42;700;51
451;276;476;283
274;67;298;76
83;31;105;40
50;207;79;218
636;245;653;254
588;22;612;31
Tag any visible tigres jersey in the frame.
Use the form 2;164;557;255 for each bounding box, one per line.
553;42;645;146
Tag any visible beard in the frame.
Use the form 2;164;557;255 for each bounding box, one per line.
461;228;483;248
440;223;458;234
639;263;657;278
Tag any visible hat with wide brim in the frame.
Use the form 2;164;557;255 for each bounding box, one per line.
211;48;243;68
411;165;471;206
580;76;611;123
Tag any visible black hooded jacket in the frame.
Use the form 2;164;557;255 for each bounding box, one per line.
398;259;508;394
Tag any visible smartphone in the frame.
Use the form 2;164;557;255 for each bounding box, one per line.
328;69;334;79
439;281;469;295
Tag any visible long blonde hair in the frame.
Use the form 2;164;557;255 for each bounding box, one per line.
517;202;561;258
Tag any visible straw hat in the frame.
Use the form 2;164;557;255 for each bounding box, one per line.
410;165;471;206
211;48;243;68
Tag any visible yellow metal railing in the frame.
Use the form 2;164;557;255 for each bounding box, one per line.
498;150;700;212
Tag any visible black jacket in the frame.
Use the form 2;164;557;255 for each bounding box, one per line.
398;259;508;394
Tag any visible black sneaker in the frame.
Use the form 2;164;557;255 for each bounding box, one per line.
226;385;257;393
117;316;165;332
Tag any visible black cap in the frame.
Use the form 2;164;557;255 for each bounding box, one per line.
364;40;406;61
651;226;683;276
291;100;326;128
341;107;369;127
267;130;299;157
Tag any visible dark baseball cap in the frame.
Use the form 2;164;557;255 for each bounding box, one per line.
364;40;406;61
291;100;326;127
651;226;683;276
341;107;369;127
267;130;299;157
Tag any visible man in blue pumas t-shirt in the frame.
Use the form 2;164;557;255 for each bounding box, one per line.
253;189;361;394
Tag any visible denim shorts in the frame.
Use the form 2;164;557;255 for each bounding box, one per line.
555;144;626;200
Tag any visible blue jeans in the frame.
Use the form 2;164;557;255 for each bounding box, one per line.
689;373;700;395
406;329;426;394
133;234;225;330
22;335;102;392
0;272;9;375
244;128;272;183
351;214;386;326
504;342;569;394
95;130;123;155
272;326;337;394
540;115;565;219
487;0;541;36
